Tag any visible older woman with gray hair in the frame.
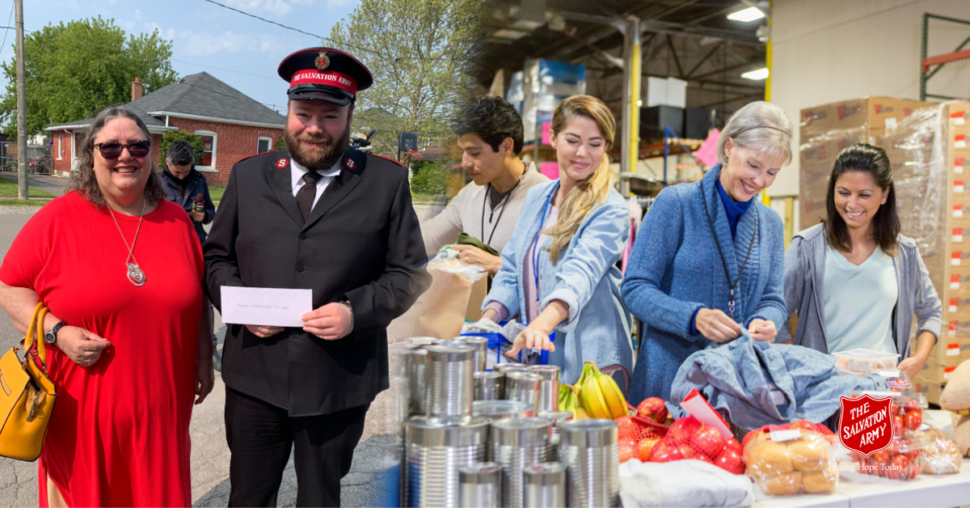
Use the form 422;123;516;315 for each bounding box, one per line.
622;101;794;402
0;106;213;505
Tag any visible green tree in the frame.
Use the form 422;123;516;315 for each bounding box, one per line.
0;17;177;137
409;160;449;195
158;130;205;168
328;0;486;159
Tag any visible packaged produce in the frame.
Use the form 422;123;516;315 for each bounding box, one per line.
914;427;962;474
874;369;914;395
833;349;899;376
741;421;838;495
842;435;923;480
648;415;745;475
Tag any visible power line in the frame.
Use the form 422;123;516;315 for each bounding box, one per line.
0;3;13;56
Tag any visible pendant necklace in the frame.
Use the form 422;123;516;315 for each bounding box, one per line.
109;199;147;287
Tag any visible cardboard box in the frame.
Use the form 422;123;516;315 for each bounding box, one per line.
914;380;942;405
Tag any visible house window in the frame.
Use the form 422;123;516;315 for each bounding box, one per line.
57;135;62;160
257;136;272;154
195;131;217;168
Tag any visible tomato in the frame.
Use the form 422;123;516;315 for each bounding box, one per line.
714;448;745;475
667;416;702;446
636;397;668;423
637;438;659;462
905;448;920;462
873;450;891;464
904;399;921;414
904;411;922;431
690;426;726;459
893;415;904;436
908;462;921;480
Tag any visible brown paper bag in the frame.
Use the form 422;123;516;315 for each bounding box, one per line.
465;277;487;322
411;269;472;339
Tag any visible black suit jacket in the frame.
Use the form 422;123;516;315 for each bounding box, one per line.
204;147;430;416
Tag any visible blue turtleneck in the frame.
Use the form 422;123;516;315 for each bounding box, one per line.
716;178;755;238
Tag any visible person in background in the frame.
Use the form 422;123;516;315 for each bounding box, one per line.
0;107;213;506
780;143;942;382
160;139;221;370
623;101;793;403
481;95;632;386
160;139;216;244
421;96;548;274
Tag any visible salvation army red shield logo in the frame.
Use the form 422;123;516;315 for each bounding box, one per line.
344;158;355;170
276;158;289;169
838;394;893;457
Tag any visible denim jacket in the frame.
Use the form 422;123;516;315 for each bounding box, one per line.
482;180;633;384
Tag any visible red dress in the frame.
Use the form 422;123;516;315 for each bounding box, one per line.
0;192;204;507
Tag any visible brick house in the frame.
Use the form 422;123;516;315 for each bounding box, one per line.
46;72;286;186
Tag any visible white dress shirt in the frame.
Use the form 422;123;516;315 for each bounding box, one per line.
291;158;342;210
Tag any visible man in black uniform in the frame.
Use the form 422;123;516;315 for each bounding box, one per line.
204;47;429;506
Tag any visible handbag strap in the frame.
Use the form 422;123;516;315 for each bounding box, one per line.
23;302;48;365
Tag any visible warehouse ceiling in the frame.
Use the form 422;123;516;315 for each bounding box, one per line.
480;0;769;127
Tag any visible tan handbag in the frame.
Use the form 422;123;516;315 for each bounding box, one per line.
0;302;57;461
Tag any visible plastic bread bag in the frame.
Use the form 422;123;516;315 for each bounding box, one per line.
427;246;488;283
741;421;838;496
914;427;962;474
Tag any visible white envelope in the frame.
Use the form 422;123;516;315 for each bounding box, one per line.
220;286;313;327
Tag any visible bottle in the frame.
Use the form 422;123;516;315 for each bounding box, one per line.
193;193;205;212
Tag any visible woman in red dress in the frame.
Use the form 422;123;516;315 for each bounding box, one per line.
0;107;214;506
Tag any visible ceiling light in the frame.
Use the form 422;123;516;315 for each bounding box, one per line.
741;67;770;80
727;7;765;22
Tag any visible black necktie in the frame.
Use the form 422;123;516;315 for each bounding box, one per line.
296;170;322;221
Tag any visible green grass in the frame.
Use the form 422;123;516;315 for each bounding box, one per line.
0;178;55;198
209;186;225;202
0;198;52;206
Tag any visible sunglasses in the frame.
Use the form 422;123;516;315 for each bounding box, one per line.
95;141;151;159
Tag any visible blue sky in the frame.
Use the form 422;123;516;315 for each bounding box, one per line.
0;0;359;115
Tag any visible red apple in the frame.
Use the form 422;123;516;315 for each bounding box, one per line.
636;397;668;423
667;416;702;446
638;438;659;462
724;437;741;454
616;416;642;443
690;426;726;459
714;448;745;475
677;444;698;460
619;441;638;463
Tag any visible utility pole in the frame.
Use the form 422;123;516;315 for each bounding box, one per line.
15;0;27;199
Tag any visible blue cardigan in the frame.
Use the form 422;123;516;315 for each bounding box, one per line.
622;165;787;402
483;180;633;384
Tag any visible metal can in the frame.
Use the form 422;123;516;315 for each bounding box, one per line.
524;463;566;508
459;462;501;508
405;347;430;417
472;400;534;422
455;336;489;372
530;365;561;412
490;417;554;508
494;364;532;375
474;371;505;401
406;416;490;508
558;419;619;508
505;372;542;411
537;411;573;462
427;345;475;418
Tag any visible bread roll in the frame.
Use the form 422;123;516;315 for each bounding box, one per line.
760;471;802;496
801;467;837;493
789;434;829;472
745;441;793;477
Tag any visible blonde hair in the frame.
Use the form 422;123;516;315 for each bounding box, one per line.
546;95;616;265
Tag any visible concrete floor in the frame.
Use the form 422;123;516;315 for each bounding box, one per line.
0;197;446;507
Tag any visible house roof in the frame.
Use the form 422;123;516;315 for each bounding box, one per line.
47;72;285;131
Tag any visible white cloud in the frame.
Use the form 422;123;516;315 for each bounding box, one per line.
175;29;288;57
135;9;142;21
223;0;318;18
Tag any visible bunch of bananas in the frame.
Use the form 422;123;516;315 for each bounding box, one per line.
558;383;589;418
575;361;628;420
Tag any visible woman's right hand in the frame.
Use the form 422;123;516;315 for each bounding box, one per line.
481;309;500;323
56;326;111;367
694;308;742;343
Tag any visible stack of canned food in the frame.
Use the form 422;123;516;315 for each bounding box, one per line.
401;336;620;508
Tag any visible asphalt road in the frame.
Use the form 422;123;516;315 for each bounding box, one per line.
0;200;445;506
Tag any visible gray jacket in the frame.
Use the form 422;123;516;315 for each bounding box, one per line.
779;224;942;358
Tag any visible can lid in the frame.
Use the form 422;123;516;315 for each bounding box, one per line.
537;410;573;423
560;419;618;446
406;337;439;347
473;371;504;380
426;344;475;362
530;365;561;381
459;462;502;483
407;416;489;447
456;336;489;346
494;364;531;374
523;463;566;485
491;417;553;446
472;400;534;417
505;372;542;388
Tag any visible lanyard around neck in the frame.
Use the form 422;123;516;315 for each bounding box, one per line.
531;182;560;309
702;178;758;320
481;179;521;248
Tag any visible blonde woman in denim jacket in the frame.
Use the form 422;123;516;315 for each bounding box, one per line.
481;95;633;386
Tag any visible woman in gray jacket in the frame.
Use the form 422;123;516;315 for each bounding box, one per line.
781;144;942;382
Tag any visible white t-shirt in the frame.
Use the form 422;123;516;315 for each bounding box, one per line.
823;245;898;354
